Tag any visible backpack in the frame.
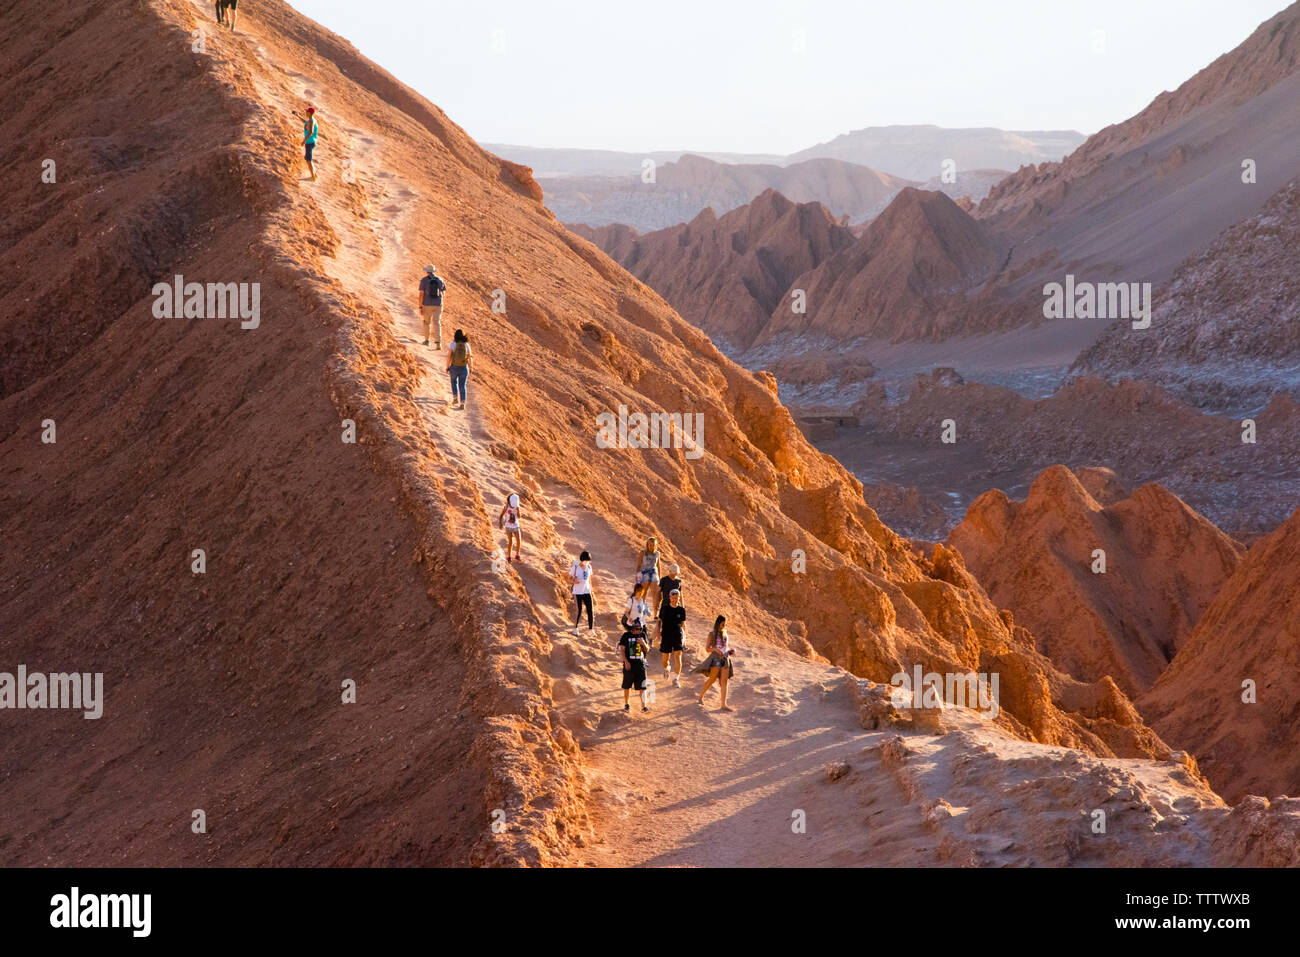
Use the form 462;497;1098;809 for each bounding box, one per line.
450;340;469;366
421;275;445;303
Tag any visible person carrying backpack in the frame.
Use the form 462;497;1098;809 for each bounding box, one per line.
417;265;446;348
446;329;473;410
619;618;651;713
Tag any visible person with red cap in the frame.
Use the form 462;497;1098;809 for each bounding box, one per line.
300;106;318;181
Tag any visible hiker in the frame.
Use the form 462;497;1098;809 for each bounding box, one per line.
658;562;683;616
633;537;662;617
417;265;446;348
446;329;473;409
658;588;686;687
300;107;318;181
621;581;653;631
498;493;522;563
570;550;595;635
216;1;226;25
224;0;238;30
619;618;651;713
696;614;734;711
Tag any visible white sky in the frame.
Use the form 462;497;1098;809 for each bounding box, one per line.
286;0;1291;154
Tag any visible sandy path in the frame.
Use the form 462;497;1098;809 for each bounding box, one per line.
227;18;940;867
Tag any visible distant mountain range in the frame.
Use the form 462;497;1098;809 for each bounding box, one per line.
489;125;1083;232
787;125;1084;181
489;125;1082;181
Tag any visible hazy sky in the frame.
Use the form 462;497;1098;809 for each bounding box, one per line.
287;0;1290;154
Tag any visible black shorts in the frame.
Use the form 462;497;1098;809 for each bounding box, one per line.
305;141;315;161
659;633;683;653
622;660;647;690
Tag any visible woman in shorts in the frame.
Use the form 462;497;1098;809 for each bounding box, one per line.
632;537;662;617
498;492;522;563
300;106;318;181
696;614;733;712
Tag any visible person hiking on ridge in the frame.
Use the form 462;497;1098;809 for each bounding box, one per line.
417;265;446;348
446;329;473;409
633;537;662;618
620;581;652;632
657;562;683;618
658;588;686;688
300;106;319;181
216;1;227;26
619;618;651;713
224;0;239;31
498;492;522;564
570;550;595;635
696;614;734;711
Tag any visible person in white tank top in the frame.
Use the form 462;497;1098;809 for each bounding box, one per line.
498;492;522;563
632;536;662;617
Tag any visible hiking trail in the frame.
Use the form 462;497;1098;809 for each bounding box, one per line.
224;9;941;866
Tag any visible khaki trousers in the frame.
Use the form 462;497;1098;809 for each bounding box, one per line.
420;304;443;344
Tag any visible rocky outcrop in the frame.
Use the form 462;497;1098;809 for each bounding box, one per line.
1141;508;1300;802
574;189;854;348
758;188;1009;344
1073;177;1300;411
948;466;1242;696
977;4;1300;300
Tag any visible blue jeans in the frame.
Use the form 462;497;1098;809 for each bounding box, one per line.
449;365;468;402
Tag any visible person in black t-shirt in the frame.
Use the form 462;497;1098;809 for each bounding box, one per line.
657;563;683;617
619;619;651;713
657;590;687;687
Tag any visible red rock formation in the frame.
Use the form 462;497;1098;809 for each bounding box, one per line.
1141;508;1300;802
573;190;855;348
758;188;1008;344
948;466;1242;696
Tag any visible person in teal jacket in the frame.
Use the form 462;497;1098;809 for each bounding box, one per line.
301;107;318;181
